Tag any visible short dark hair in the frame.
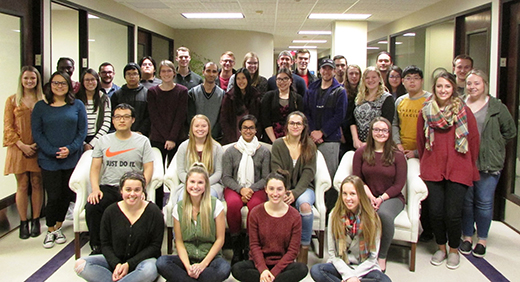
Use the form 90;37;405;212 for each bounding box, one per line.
266;169;290;190
139;56;157;73
333;55;347;64
377;51;392;62
238;114;258;130
113;103;136;117
452;54;474;67
98;62;114;72
57;57;75;67
123;63;141;79
203;62;218;71
46;71;75;105
119;171;146;193
402;65;423;79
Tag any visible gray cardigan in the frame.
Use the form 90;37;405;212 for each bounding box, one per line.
270;138;316;199
221;144;271;192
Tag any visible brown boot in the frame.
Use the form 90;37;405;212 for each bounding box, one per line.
296;245;309;264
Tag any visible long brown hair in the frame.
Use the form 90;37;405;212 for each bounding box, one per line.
363;117;397;166
187;115;216;174
432;71;462;109
284;111;316;165
16;66;43;107
330;175;380;252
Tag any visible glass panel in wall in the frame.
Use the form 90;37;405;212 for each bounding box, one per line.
467;30;489;76
367;39;387;67
88;14;128;87
394;28;426;72
152;35;170;62
51;3;80;82
0;13;21;199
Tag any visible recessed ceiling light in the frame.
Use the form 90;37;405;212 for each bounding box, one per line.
367;47;380;50
308;13;371;20
289;46;318;49
298;31;332;35
292;40;327;43
403;33;416;37
181;13;244;19
377;41;388;44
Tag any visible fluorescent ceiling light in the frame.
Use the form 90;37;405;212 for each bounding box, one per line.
309;13;371;20
377;41;388;44
403;33;416;37
88;14;99;19
292;40;327;43
289;46;317;49
88;39;95;42
182;13;244;19
395;42;403;45
12;29;20;33
298;30;332;35
367;47;380;50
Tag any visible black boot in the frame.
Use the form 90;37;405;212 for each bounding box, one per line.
30;218;41;237
231;234;244;265
19;220;30;239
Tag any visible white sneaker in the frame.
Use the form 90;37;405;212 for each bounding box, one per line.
54;228;67;244
43;232;55;248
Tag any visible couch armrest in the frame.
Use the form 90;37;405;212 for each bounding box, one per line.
405;158;429;241
147;147;164;203
69;150;93;230
314;151;331;230
333;151;355;192
164;153;180;228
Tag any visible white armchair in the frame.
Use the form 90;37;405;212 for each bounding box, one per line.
333;150;428;271
69;147;164;259
163;143;331;258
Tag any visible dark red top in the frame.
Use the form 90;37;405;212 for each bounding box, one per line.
416;106;480;186
147;84;188;143
353;146;407;204
248;204;301;277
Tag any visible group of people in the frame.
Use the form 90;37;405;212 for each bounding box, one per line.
3;46;515;282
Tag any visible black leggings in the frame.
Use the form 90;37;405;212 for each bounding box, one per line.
425;180;467;249
41;168;75;227
232;260;308;282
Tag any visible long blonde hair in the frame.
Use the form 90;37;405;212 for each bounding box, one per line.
187;115;216;174
355;67;386;105
330;176;381;253
182;163;213;236
16;66;43;107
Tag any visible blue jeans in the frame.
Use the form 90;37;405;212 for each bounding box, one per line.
76;255;157;282
156;255;230;282
295;188;315;245
310;263;391;282
462;171;501;240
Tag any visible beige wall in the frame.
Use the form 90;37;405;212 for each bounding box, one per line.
173;29;274;78
0;13;21;199
51;8;80;82
424;21;455;90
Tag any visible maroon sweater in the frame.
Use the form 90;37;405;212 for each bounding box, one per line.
248;204;301;277
353;146;407;204
416;106;480;187
147;84;188;143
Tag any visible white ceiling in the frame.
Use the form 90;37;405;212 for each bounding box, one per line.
113;0;444;52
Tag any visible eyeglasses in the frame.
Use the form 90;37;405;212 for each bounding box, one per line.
372;128;389;134
113;115;132;120
276;77;291;82
51;81;67;87
84;78;97;83
288;121;303;127
241;126;256;131
100;71;114;75
404;77;421;81
222;59;234;63
389;75;401;79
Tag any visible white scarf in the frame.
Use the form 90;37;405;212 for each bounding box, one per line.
236;136;258;187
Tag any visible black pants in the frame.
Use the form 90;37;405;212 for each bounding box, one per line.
85;185;121;247
151;140;178;208
41;168;75;227
425;180;467;249
232;260;308;282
